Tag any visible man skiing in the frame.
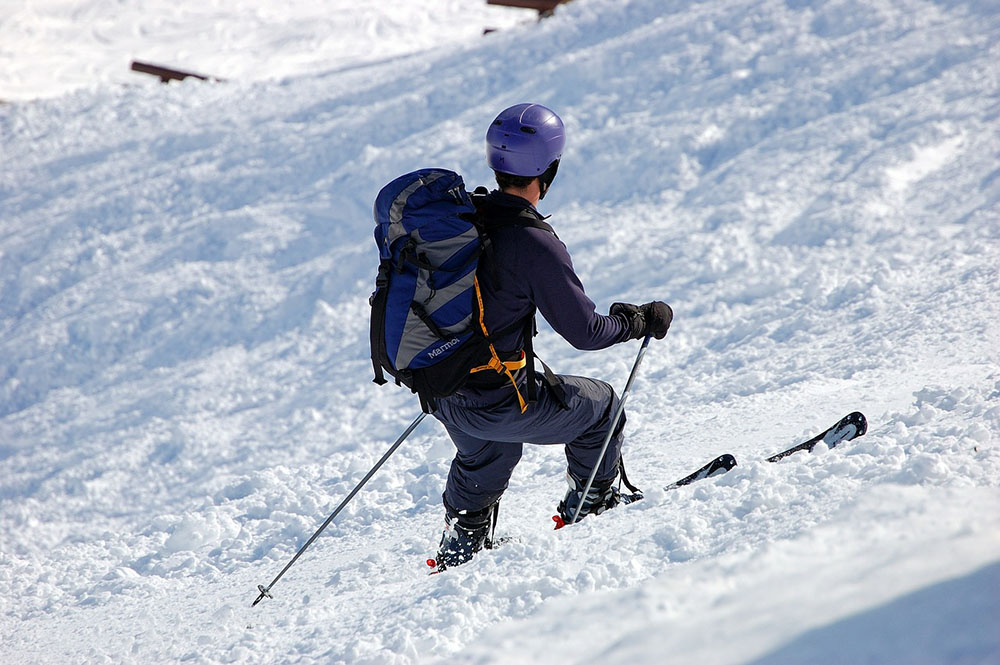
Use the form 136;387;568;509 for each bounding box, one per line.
432;103;673;569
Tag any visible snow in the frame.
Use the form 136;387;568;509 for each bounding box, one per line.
0;0;527;102
1;0;998;663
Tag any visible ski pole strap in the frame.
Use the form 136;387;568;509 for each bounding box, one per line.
569;334;651;526
618;455;642;494
485;500;501;550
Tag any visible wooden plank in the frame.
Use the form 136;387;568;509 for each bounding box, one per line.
130;60;215;83
487;0;562;11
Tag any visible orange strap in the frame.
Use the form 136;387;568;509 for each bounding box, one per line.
469;351;526;375
471;276;529;413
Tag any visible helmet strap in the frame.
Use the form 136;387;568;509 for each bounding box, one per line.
537;160;560;200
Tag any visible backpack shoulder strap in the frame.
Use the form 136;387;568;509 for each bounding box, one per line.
471;188;557;237
516;211;556;236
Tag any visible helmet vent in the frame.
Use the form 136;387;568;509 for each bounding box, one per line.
520;126;537;134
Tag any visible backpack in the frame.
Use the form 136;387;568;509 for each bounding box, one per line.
369;168;534;413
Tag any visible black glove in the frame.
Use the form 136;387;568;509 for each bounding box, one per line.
610;301;673;340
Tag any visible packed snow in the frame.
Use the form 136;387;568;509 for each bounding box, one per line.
2;0;998;663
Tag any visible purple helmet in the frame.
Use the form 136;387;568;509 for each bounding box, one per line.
486;103;565;176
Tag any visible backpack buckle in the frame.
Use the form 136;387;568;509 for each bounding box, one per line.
376;262;390;288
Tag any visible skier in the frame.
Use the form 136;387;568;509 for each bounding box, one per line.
432;103;673;569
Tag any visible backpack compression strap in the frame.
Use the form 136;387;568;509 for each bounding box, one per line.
468;275;530;413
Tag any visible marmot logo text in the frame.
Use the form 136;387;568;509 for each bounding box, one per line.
428;338;461;358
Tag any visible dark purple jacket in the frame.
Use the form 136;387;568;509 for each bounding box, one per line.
458;190;631;399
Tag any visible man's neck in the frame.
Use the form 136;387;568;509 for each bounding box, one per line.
501;181;541;207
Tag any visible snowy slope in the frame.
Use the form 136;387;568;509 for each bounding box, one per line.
2;0;999;663
0;0;527;101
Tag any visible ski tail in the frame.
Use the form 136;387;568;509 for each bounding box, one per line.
664;453;738;491
766;411;867;462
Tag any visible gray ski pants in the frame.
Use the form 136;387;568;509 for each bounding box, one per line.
432;374;625;513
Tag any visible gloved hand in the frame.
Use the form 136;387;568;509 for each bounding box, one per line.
610;301;673;340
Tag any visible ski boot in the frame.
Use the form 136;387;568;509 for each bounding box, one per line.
553;472;621;529
429;500;498;572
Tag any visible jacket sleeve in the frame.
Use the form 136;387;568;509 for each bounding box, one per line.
523;228;632;350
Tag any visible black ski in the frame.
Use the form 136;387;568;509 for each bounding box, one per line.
663;453;738;491
766;411;868;462
659;412;868;490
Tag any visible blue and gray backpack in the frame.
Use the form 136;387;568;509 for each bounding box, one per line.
370;168;534;413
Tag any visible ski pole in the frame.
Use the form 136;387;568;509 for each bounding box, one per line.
568;334;652;526
252;411;428;606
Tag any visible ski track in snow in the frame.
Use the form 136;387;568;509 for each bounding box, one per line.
1;0;999;663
